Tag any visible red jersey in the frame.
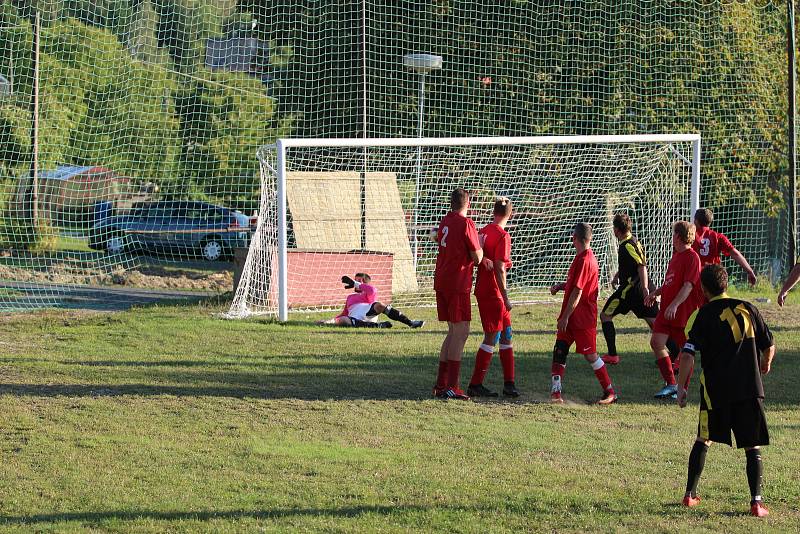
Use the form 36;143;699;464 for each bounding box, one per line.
474;223;512;299
559;248;599;330
434;211;481;294
658;247;701;326
693;226;733;266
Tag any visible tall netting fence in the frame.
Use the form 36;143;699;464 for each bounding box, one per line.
0;1;793;311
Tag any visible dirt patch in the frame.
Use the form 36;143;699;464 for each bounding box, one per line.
0;263;232;292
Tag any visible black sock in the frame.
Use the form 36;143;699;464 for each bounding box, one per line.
384;305;412;326
686;441;709;497
351;318;382;328
746;448;763;504
666;338;680;360
601;321;617;355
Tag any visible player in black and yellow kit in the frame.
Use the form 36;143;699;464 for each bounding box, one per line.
676;264;776;517
600;213;679;364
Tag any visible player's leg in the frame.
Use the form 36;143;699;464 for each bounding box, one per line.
468;330;500;398
731;398;770;516
579;331;616;404
350;318;392;328
371;301;424;328
498;317;518;397
683;438;712;507
434;292;451;396
468;297;501;397
551;334;572;403
599;285;626;364
441;292;472;400
651;328;677;398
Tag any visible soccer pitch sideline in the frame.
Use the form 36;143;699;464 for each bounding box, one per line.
1;293;798;533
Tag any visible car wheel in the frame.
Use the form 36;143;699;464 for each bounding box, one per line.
201;237;225;261
105;232;128;254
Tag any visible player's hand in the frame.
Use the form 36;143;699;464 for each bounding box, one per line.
677;386;688;408
504;297;513;311
747;271;757;286
641;287;650;301
550;283;562;295
665;303;678;321
482;258;494;271
760;358;772;375
778;291;787;307
611;273;619;288
644;294;656;307
341;275;355;289
557;315;568;332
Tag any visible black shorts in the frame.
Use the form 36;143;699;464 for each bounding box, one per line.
698;383;769;448
601;280;658;319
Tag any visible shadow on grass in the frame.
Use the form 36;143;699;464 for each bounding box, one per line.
0;504;428;526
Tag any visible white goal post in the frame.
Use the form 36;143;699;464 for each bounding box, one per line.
229;134;700;321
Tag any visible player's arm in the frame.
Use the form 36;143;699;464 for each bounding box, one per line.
550;281;566;295
557;286;581;332
493;260;512;310
665;281;694;320
466;220;483;265
638;265;650;299
778;263;800;306
729;247;757;286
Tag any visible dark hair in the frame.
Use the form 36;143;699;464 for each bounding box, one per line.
451;188;469;210
613;212;632;234
700;264;727;297
573;222;592;242
673;220;695;245
694;208;713;227
354;272;371;283
493;197;512;217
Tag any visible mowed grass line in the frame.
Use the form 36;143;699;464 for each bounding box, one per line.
0;290;798;532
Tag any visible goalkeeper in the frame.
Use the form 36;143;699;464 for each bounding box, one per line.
319;273;425;329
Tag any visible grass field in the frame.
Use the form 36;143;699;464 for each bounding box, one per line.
1;288;799;532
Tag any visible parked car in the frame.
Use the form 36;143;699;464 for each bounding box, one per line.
88;201;257;261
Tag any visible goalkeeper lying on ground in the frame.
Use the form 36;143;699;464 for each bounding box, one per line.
318;273;425;329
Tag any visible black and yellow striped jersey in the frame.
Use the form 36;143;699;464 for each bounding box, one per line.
617;234;647;285
683;295;774;404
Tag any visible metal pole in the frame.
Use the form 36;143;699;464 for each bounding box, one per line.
789;0;797;267
276;140;288;322
360;0;367;251
30;11;40;224
691;138;701;216
412;73;425;268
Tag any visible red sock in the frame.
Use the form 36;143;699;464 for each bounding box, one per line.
551;362;565;378
446;359;462;389
469;344;494;386
591;359;613;392
436;360;449;389
499;344;515;382
657;356;677;385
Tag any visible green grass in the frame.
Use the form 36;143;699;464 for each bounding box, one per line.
1;288;799;532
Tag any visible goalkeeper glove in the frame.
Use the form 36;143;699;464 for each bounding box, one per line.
341;275;356;289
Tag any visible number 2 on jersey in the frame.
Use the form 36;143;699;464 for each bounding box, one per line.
440;226;449;247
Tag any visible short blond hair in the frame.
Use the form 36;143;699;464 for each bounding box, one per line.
673;221;696;245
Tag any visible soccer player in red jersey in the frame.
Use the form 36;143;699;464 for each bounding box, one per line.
645;221;702;399
693;208;756;285
549;222;617;405
467;197;519;398
433;188;483;400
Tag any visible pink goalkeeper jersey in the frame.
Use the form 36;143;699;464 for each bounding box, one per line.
336;283;377;320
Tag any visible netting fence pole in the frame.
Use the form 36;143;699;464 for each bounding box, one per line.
691;138;701;216
277;140;289;322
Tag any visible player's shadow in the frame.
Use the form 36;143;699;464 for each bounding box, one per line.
0;504;429;527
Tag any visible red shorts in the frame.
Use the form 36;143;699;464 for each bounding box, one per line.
476;296;511;334
653;315;687;347
556;326;597;355
436;291;471;323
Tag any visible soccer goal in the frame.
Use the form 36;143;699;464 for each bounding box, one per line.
227;135;700;321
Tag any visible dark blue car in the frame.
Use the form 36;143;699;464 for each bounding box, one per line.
89;201;255;261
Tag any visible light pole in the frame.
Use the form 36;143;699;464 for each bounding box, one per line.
404;53;442;268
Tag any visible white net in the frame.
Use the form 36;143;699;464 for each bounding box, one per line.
227;136;697;319
0;2;792;311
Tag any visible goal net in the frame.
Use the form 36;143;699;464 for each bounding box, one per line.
228;135;700;320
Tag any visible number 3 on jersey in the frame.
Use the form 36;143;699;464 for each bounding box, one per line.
699;237;711;256
440;226;449;247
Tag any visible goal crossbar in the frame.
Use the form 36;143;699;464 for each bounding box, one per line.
265;134;702;321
